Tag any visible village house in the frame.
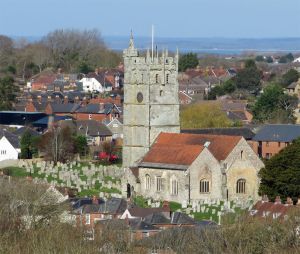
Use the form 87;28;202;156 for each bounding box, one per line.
72;197;127;228
103;118;123;139
125;132;263;204
252;124;300;159
0;128;20;161
250;195;299;220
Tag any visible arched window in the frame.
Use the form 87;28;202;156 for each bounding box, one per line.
160;90;163;96
236;179;246;194
170;177;178;195
145;174;151;190
200;179;210;193
155;74;159;83
241;150;244;159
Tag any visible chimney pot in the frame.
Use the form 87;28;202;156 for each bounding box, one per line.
262;195;269;202
286;197;293;205
275;196;281;204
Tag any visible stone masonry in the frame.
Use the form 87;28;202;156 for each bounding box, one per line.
122;33;180;168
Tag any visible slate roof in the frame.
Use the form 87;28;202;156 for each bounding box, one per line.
0;128;20;149
226;111;248;121
77;103;114;114
14;127;40;137
140;133;242;169
253;124;300;142
50;103;80;113
76;120;112;137
181;128;255;140
73;198;127;215
287;82;298;89
129;219;160;231
127;207;170;218
32;101;48;112
144;212;198;225
171;212;198;224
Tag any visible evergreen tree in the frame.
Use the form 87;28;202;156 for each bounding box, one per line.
259;138;300;202
234;59;262;93
178;53;198;72
20;131;33;159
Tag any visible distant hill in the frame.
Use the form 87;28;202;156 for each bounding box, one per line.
9;35;300;55
103;36;300;55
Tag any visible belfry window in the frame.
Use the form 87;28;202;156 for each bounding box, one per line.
155;74;159;83
236;179;246;194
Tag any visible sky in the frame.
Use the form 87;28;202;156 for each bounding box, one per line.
0;0;300;38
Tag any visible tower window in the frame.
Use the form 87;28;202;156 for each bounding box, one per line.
240;150;243;159
155;74;159;84
200;179;210;193
160;90;163;96
236;179;246;194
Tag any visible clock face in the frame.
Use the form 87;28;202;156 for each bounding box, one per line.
137;92;143;103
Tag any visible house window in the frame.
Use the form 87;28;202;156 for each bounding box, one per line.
278;142;281;147
166;74;169;83
156;176;162;192
85;214;91;225
100;137;105;142
266;142;269;147
200;179;210;193
171;178;178;195
155;74;159;84
266;153;270;159
145;174;151;190
236;179;246;194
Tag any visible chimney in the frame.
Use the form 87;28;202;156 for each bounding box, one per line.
75;96;79;103
47;96;51;102
95;68;99;75
125;214;129;225
92;195;98;205
57;68;62;74
286;197;293;205
275;196;281;204
262;195;269;202
64;96;68;104
82;96;87;106
37;95;42;103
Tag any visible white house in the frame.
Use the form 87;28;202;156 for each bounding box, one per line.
0;136;20;161
293;57;300;63
80;77;104;93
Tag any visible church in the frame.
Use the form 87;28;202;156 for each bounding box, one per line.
122;34;264;203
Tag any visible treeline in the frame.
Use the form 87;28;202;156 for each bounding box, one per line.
0;29;122;80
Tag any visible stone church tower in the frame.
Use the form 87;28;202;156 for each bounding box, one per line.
122;33;180;168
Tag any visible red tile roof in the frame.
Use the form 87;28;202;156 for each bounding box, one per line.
141;133;242;166
251;201;297;219
142;144;204;166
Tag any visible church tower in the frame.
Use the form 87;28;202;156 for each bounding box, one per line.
122;33;180;168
